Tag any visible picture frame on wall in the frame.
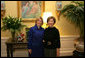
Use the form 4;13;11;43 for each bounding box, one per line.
1;1;5;10
56;1;62;20
1;1;5;18
56;1;62;11
17;1;45;22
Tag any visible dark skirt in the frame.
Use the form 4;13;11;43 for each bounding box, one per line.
44;48;56;57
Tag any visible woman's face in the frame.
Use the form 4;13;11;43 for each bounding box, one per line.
47;19;54;27
36;19;43;27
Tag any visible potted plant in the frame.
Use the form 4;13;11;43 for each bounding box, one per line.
60;1;84;53
1;16;27;41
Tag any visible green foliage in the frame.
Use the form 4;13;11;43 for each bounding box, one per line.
61;1;84;38
1;16;27;39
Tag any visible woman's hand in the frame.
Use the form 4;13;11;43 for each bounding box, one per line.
28;49;32;54
56;48;60;57
43;40;45;42
47;41;51;45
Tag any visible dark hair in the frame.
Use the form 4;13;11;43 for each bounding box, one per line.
47;16;56;24
35;17;43;25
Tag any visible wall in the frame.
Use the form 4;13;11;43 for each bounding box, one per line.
1;1;79;38
45;1;79;36
1;1;18;38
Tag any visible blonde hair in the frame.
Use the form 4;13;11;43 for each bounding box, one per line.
35;17;43;25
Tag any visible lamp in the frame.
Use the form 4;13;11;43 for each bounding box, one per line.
42;12;52;28
56;1;62;20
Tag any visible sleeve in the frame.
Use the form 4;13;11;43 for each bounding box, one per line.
54;30;60;48
43;30;47;46
43;30;46;40
28;28;33;49
55;29;61;48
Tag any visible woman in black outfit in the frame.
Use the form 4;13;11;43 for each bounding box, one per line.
43;16;61;57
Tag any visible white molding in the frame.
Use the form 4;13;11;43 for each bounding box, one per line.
60;35;79;41
60;35;79;39
1;35;79;39
1;35;79;57
60;48;75;51
60;35;80;37
59;35;79;56
1;37;9;40
60;50;73;56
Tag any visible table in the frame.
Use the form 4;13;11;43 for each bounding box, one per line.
5;38;28;57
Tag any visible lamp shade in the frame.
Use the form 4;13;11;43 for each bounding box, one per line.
42;12;52;23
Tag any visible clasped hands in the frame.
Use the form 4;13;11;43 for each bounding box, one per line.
43;40;52;45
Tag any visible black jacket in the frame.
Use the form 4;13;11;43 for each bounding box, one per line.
43;27;60;49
